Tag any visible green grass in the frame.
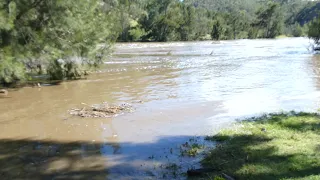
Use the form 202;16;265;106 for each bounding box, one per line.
202;112;320;180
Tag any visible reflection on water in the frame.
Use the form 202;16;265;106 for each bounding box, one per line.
0;38;320;179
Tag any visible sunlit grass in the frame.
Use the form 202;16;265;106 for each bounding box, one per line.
202;112;320;180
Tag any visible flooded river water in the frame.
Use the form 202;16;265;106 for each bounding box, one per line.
0;38;319;179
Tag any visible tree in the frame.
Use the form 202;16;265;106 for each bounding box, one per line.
254;2;283;38
141;0;183;41
0;0;118;84
178;4;196;41
211;19;223;40
308;17;320;45
115;0;147;41
291;22;305;37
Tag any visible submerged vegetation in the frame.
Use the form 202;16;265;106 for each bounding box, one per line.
1;0;320;85
201;112;320;180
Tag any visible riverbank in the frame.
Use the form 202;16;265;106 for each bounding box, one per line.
201;112;320;180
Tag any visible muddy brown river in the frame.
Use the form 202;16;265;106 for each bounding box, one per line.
0;38;319;179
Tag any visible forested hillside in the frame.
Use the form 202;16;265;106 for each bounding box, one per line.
183;0;260;14
293;2;320;25
114;0;317;42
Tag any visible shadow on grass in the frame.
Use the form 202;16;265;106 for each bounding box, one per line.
202;112;320;180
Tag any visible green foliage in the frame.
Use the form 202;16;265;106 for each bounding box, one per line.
47;59;83;80
308;18;320;45
253;2;283;38
128;19;147;41
178;4;196;41
290;23;307;37
114;0;312;42
211;19;222;40
0;0;117;84
0;55;25;85
213;177;226;180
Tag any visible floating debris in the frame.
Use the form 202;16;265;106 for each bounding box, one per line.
0;89;8;96
69;102;134;118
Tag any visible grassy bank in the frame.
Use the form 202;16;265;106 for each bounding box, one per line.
202;112;320;180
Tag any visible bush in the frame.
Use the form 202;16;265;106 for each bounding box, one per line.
0;0;117;85
47;59;84;80
308;18;320;44
0;55;26;85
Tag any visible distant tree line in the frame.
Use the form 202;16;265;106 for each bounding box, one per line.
114;0;312;42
